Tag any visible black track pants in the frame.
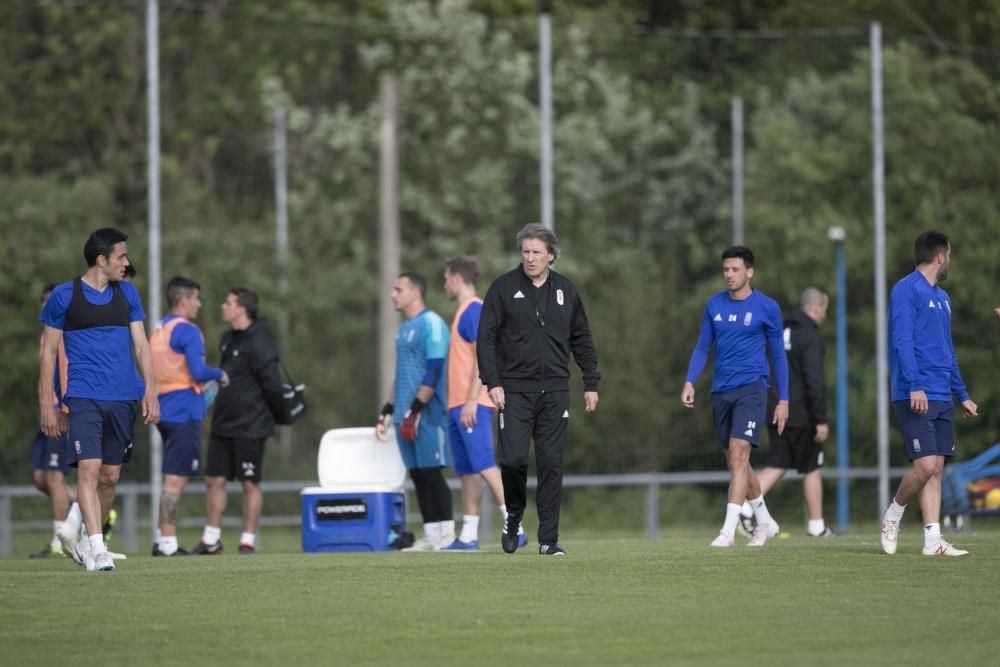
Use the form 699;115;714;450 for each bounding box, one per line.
496;391;569;545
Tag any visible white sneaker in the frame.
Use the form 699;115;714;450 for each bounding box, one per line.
710;531;734;548
92;551;116;572
922;540;969;557
880;510;900;555
402;536;440;552
73;540;95;570
747;525;773;547
765;520;780;538
106;550;128;560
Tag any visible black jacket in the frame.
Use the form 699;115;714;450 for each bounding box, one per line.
768;309;827;428
477;266;600;393
211;319;286;439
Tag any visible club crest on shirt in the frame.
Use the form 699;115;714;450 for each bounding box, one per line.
556;289;564;306
743;312;753;326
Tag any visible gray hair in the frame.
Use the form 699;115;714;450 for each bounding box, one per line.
799;287;828;309
515;223;559;260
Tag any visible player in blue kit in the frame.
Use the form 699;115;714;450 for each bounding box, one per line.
880;231;977;557
38;228;160;572
375;273;454;551
682;246;788;548
150;277;228;556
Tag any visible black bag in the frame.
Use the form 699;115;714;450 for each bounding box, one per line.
274;364;306;425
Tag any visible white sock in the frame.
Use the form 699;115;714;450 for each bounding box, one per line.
886;499;906;521
808;519;826;535
159;536;178;555
240;532;256;547
923;522;941;549
202;525;222;545
499;504;508;519
740;501;754;518
52;520;63;541
89;533;106;556
459;515;479;543
721;503;742;537
749;495;775;527
424;522;442;543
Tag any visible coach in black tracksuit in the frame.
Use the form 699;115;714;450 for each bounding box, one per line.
760;287;832;537
477;224;600;556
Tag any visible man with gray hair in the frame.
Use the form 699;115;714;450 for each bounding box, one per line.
477;223;601;556
754;287;834;536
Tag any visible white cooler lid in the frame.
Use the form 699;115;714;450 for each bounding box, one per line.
315;427;407;491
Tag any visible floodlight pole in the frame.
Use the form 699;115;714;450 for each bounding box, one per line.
871;22;890;515
146;0;162;553
828;226;850;531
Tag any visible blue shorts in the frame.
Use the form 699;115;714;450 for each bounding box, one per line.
65;398;137;467
447;405;497;475
893;400;955;460
711;380;766;448
157;420;203;477
32;429;71;474
395;418;452;470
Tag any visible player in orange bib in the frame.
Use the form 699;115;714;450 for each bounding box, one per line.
440;256;525;550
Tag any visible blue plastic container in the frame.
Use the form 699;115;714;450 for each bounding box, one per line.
301;489;405;552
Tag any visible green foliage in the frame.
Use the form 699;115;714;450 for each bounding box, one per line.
1;0;999;484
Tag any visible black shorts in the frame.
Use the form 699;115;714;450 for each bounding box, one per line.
205;435;265;482
766;426;823;473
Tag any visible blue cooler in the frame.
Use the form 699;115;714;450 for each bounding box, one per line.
301;489;405;552
301;427;408;553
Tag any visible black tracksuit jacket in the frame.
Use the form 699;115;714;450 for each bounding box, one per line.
477;266;600;393
210;319;286;439
767;309;827;429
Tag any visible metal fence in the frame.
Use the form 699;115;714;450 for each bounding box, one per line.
0;466;908;556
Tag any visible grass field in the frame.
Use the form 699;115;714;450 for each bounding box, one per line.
3;526;999;667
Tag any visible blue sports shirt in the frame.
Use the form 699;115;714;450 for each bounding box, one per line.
685;289;789;399
394;309;449;425
158;314;225;423
889;270;968;403
40;279;146;401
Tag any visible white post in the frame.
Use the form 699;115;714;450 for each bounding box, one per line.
378;76;400;406
731;96;744;245
274;105;292;451
274;106;289;319
146;0;163;544
871;22;890;514
538;14;554;231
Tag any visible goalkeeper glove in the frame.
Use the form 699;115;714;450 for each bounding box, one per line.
374;402;393;442
400;398;425;442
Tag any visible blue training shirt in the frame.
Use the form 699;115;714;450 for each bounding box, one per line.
158;314;225;423
40;279;146;401
685;289;789;399
393;309;449;425
889;270;968;403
